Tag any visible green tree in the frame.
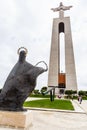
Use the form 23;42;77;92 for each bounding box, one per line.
41;86;47;94
65;90;73;98
72;90;77;95
78;90;86;96
84;91;87;96
33;89;40;95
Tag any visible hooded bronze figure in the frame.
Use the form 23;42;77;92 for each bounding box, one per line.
0;47;48;111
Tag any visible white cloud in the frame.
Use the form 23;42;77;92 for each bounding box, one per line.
0;0;87;91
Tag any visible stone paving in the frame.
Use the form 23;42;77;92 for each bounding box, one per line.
29;110;87;130
74;100;87;113
0;99;87;130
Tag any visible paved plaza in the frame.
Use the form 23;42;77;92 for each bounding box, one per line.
0;99;87;130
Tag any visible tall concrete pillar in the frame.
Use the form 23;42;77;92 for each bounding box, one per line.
48;2;77;94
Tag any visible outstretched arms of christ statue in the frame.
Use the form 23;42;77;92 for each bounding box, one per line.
51;2;72;12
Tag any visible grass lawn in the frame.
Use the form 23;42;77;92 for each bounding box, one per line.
24;99;74;110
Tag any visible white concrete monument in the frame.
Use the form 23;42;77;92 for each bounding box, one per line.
48;2;77;94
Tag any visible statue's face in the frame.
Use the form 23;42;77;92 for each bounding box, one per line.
60;2;63;6
19;51;26;62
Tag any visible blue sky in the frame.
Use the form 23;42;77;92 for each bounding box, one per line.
0;0;87;91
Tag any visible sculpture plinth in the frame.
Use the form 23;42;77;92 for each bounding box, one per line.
0;110;33;129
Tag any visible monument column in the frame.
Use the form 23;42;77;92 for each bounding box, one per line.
48;2;77;94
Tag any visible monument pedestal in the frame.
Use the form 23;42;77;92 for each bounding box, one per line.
0;110;33;129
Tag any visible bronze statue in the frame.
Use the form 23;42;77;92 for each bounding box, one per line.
0;47;48;111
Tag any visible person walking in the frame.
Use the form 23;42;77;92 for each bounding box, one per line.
78;95;82;104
